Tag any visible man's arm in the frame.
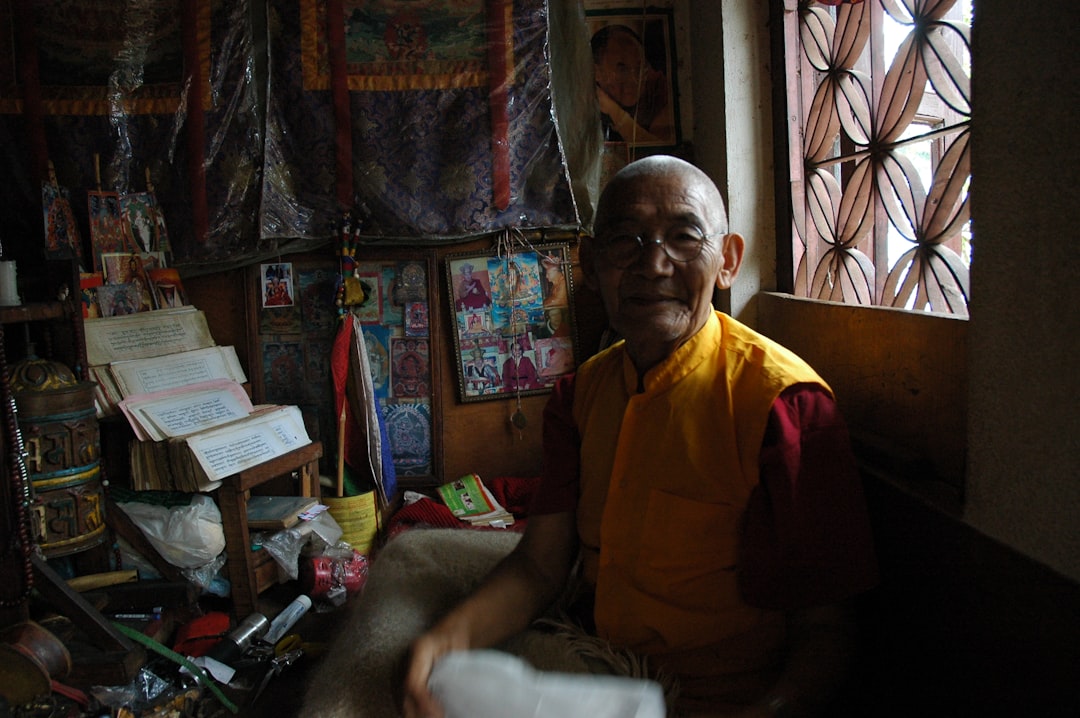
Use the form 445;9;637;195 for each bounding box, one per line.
731;385;877;717
402;510;579;718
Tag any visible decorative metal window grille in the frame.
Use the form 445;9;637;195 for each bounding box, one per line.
779;0;972;315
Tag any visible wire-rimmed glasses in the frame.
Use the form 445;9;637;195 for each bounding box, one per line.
595;226;710;269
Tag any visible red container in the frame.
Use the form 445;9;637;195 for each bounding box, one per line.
301;550;368;598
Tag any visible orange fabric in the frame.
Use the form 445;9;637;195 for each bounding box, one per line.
572;311;829;704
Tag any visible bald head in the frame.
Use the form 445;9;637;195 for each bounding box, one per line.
584;155;745;374
595;156;728;237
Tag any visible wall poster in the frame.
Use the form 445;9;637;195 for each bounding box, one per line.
585;5;682;148
249;252;440;484
446;242;578;403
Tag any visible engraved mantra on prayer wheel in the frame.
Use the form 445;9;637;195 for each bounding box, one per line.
12;356;105;558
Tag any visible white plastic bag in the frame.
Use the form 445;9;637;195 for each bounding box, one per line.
117;494;226;569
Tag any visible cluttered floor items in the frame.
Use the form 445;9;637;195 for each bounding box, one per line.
0;496;370;718
1;474;534;717
2;582;348;718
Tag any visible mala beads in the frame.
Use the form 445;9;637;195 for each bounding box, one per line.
0;321;36;609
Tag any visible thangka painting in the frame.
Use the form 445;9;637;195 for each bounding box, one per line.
446;242;578;403
0;0;274;268
1;0;581;271
250;253;440;485
262;0;580;239
383;401;433;477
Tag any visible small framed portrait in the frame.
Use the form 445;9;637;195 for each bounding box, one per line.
148;267;188;309
446;242;579;403
101;252;155;312
262;262;296;308
586;6;681;148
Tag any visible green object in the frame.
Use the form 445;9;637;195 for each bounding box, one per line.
342;463;374;498
111;621;240;714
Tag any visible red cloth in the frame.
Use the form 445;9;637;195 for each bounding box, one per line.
173;611;230;657
386;475;540;539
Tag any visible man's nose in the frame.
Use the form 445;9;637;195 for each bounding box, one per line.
634;235;672;274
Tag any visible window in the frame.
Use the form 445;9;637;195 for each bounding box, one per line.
777;0;972;316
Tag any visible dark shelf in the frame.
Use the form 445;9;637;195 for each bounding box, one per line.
0;301;67;325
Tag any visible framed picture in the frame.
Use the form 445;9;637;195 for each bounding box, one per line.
586;6;681;148
446;243;579;403
261;262;296;307
101;252;156;312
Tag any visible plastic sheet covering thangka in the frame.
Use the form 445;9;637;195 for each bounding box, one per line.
0;0;594;274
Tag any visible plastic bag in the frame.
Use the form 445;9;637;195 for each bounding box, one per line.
299;542;369;608
258;511;344;580
117;494;225;569
91;667;175;713
182;551;228;596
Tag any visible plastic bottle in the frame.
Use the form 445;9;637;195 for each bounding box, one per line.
263;594;312;646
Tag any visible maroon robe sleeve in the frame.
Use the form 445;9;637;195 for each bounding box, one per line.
738;384;879;609
528;374;580;515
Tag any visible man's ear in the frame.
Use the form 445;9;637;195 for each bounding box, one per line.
715;233;745;290
580;240;600;291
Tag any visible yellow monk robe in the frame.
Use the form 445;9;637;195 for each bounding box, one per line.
572;311;830;706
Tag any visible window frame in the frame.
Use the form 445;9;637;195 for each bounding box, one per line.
771;0;972;316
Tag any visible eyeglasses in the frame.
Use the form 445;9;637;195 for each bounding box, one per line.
595;227;710;269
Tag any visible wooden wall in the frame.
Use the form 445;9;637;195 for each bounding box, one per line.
756;292;967;500
184;238;608;488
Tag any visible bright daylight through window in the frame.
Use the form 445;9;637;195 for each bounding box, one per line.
780;0;972;316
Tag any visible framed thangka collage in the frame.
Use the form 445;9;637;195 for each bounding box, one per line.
446;243;578;403
249;252;440;483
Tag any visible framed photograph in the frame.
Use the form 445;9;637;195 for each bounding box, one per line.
261;262;296;307
79;272;103;318
148;267;188;309
586;6;681;148
446;243;579;403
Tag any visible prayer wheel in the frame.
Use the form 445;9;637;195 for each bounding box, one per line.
11;353;105;558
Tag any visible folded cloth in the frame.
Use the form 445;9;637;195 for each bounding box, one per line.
429;649;665;718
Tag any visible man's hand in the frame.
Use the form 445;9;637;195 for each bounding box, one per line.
595;84;621;118
401;513;579;717
402;626;470;718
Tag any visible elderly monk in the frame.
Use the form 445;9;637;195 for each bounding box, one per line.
404;156;878;718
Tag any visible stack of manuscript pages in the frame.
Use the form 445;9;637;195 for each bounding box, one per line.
85;308;311;492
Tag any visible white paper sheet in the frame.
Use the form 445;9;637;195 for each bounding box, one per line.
428;650;665;718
